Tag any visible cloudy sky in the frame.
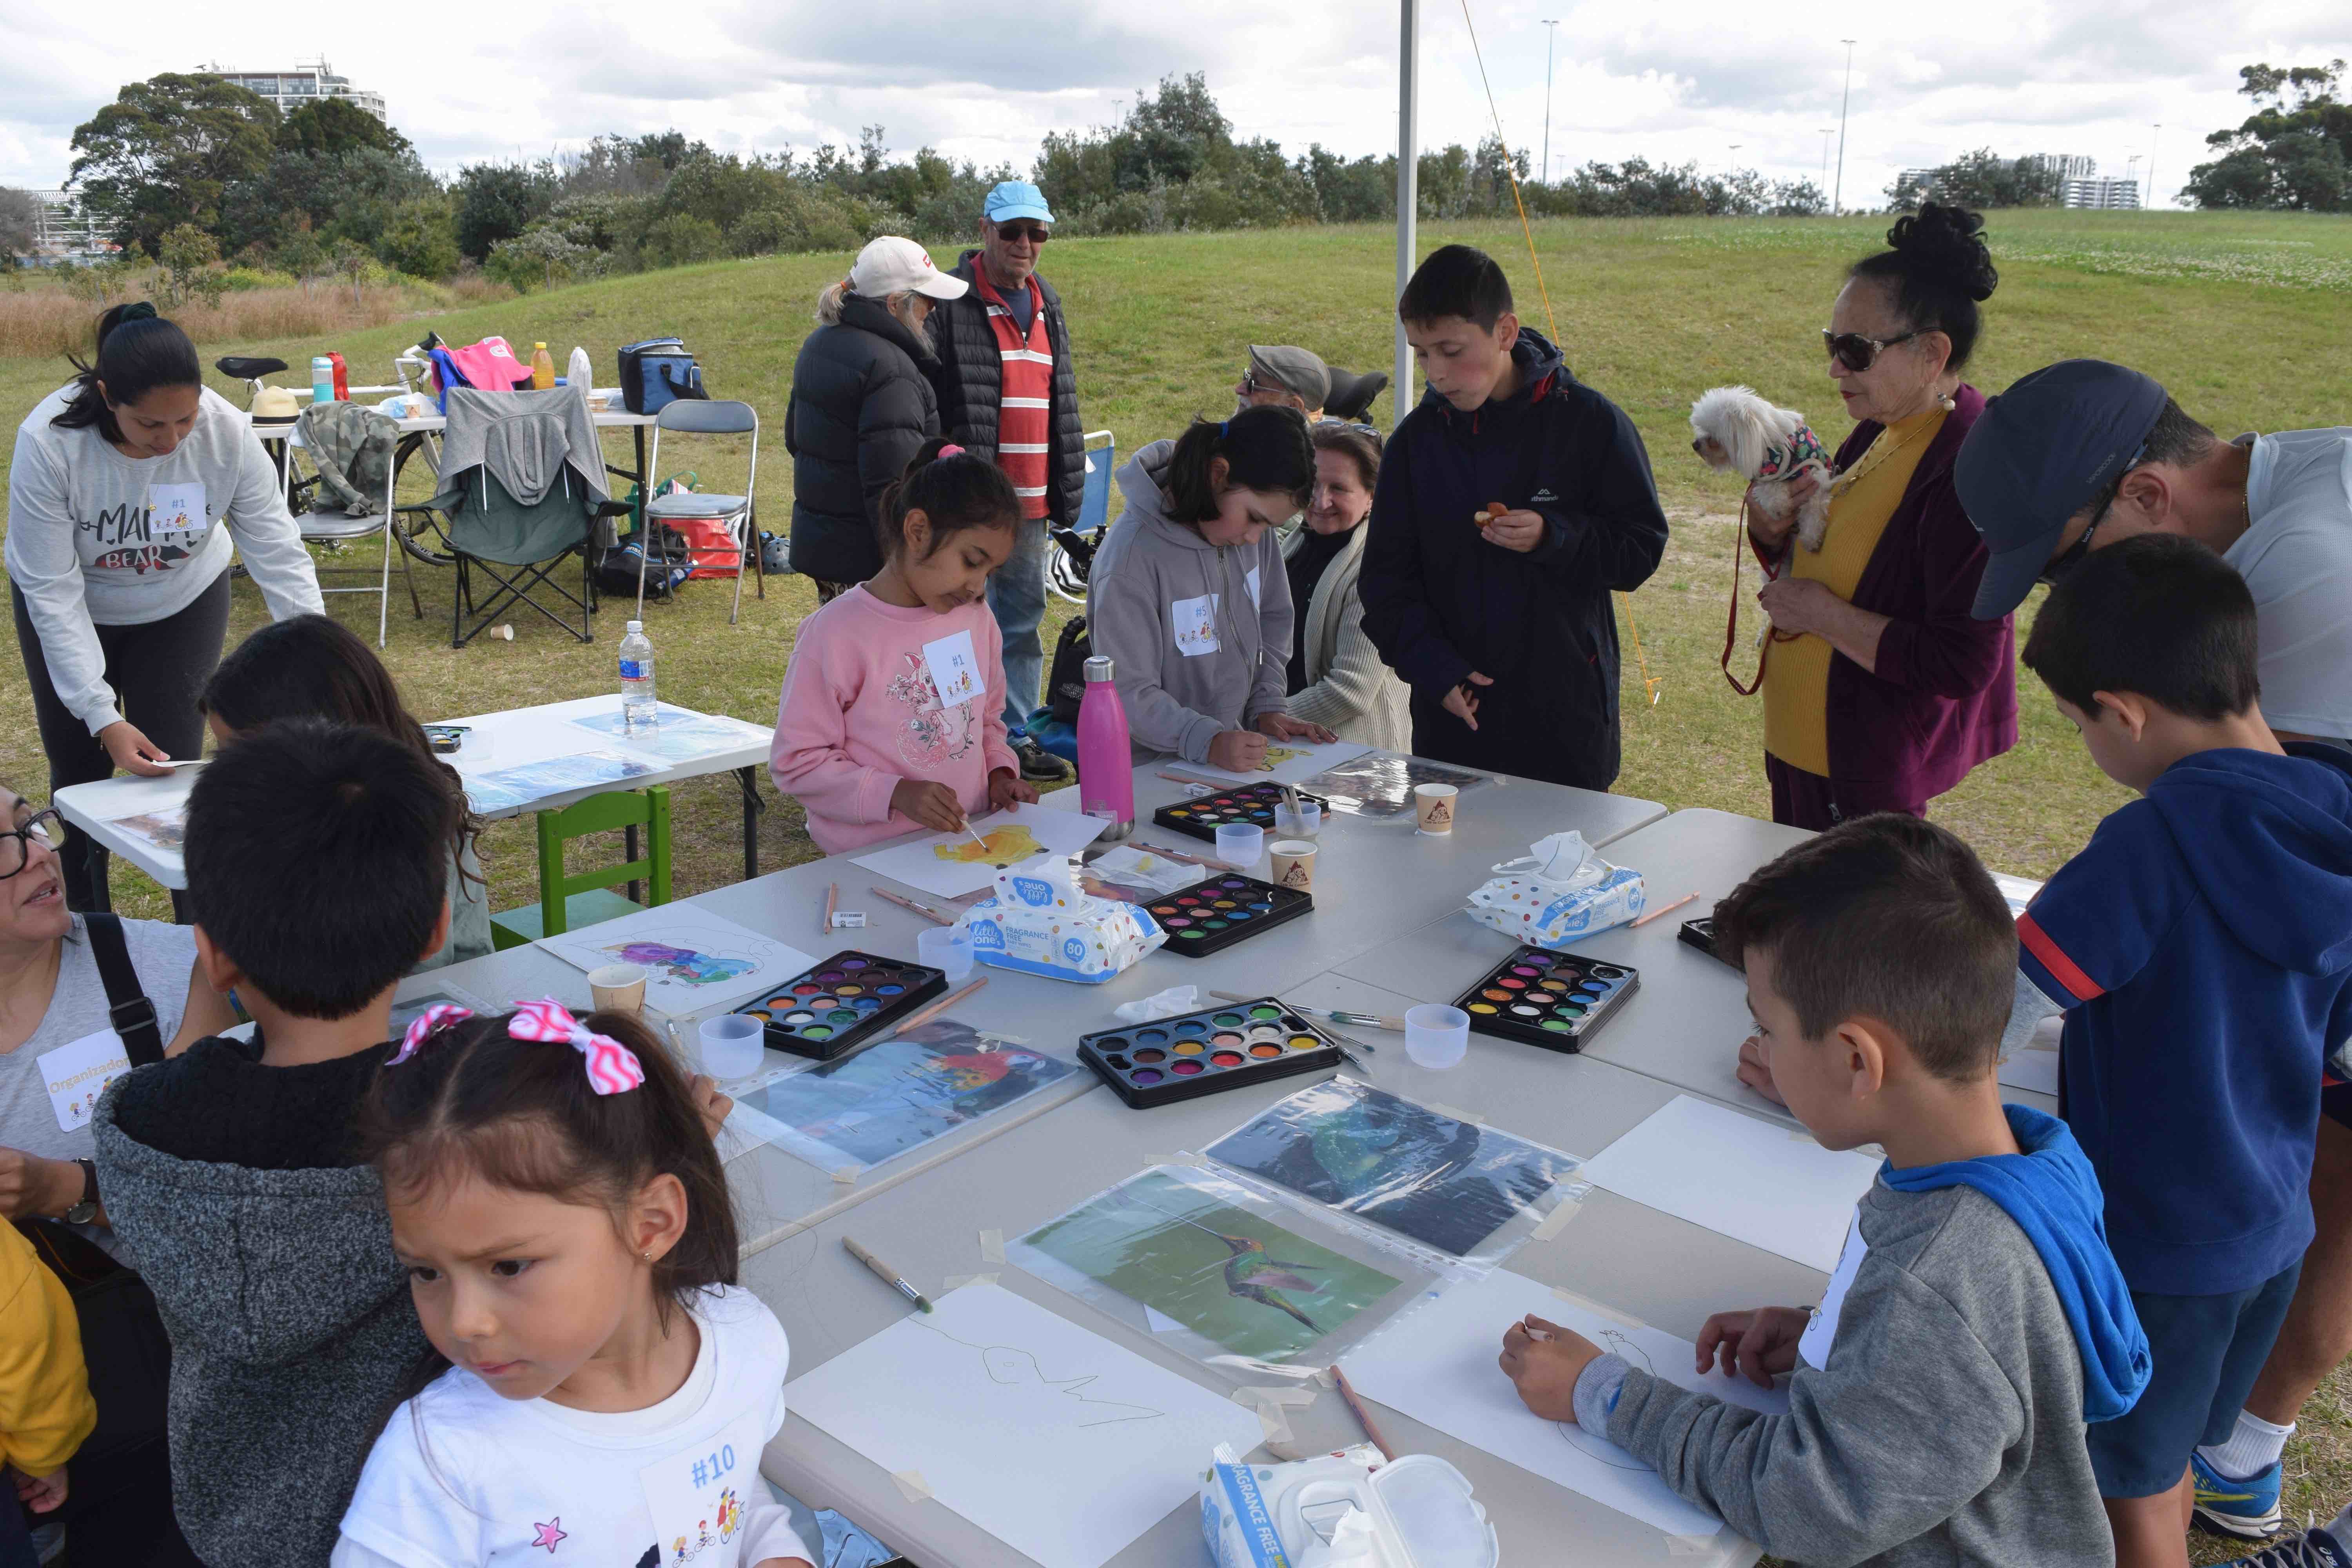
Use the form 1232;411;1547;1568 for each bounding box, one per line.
5;1;2345;209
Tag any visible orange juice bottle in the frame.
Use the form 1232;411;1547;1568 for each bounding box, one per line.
530;342;555;390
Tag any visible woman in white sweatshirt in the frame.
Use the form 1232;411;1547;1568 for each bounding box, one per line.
6;304;323;910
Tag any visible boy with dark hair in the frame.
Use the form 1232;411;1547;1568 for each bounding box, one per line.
1502;813;2147;1566
91;719;456;1568
2009;534;2352;1568
1357;243;1668;791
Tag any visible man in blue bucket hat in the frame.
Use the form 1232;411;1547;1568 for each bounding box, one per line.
927;180;1087;782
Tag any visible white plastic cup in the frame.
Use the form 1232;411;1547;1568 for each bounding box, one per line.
1405;1003;1471;1070
918;925;975;983
1274;802;1322;838
698;1013;766;1080
1215;822;1265;867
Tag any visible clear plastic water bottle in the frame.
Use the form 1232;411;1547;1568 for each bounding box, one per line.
619;620;656;730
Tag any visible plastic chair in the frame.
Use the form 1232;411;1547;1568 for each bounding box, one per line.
639;400;762;621
488;787;673;950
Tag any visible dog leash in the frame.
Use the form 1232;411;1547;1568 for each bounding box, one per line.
1721;491;1796;698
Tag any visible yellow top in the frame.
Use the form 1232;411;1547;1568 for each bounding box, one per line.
0;1222;95;1480
1762;402;1949;777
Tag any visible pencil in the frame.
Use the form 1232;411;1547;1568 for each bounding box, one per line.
869;886;956;926
1330;1364;1397;1461
892;976;987;1035
820;881;838;937
1629;891;1699;929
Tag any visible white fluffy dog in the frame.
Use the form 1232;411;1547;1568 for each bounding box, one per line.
1689;385;1833;552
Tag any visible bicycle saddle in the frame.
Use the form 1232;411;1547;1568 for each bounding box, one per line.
215;356;288;380
1323;367;1390;423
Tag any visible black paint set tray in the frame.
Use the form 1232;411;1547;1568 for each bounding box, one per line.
1450;945;1639;1054
732;950;947;1062
1151;783;1330;844
1077;999;1347;1108
1142;874;1311;956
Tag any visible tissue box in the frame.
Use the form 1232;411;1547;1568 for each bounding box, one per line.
958;856;1165;984
1465;829;1646;947
1201;1445;1497;1568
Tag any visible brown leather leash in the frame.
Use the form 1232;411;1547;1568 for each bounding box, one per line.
1722;494;1796;697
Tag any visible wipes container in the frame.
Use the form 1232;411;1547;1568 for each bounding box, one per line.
1465;830;1644;946
958;855;1165;984
1203;1445;1498;1568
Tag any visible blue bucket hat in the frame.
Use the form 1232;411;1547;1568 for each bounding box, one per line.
984;181;1054;225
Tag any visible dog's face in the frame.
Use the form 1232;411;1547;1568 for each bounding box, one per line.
1691;431;1735;470
1689;386;1800;481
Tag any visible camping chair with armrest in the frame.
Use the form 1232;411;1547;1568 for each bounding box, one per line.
488;786;673;950
637;399;763;621
290;399;423;649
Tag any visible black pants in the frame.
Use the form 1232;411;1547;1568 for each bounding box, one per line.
11;575;233;915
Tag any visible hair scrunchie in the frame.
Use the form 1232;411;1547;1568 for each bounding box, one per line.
939;444;965;458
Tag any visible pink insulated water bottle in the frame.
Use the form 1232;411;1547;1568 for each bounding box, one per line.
1076;654;1135;840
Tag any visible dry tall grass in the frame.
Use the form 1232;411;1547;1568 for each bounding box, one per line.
0;271;512;361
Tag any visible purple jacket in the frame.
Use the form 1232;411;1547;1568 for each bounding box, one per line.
1815;383;2016;796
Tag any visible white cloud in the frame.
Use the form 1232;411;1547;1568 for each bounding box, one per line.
2;0;2344;210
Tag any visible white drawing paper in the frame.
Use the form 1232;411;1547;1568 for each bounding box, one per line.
570;705;771;764
1991;872;2043;918
535;907;817;1018
785;1282;1261;1568
1998;1011;2063;1098
1576;1095;1880;1274
848;802;1109;899
1345;1268;1787;1540
105;802;188;853
1168;738;1375;788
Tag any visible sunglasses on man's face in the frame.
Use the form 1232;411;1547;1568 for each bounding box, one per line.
995;223;1051;245
1821;328;1918;374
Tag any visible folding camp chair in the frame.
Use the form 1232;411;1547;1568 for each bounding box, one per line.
637;399;762;621
1047;430;1115;604
290;400;421;648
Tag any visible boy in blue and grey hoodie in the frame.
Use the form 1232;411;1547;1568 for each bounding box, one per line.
1502;812;2147;1566
2009;535;2352;1567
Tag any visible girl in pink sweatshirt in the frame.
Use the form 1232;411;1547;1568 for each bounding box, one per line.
771;441;1040;853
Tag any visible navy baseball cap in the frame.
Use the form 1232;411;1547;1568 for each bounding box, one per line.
1956;359;2169;620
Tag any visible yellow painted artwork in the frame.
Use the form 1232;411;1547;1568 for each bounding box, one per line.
1251;747;1309;773
933;824;1048;868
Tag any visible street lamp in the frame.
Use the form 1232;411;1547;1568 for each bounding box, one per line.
1819;128;1835;190
1541;19;1560;185
2148;123;2161;209
1834;41;1857;216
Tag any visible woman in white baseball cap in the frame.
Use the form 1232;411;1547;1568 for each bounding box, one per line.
786;238;971;595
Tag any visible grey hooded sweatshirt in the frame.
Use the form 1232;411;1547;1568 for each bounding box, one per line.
1087;440;1294;762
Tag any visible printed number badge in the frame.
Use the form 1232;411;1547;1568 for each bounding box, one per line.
147;481;208;537
1171;593;1220;658
920;630;982;711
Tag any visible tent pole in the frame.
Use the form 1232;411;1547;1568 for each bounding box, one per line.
1394;0;1420;431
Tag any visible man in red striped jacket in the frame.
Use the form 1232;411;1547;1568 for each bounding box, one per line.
929;181;1087;782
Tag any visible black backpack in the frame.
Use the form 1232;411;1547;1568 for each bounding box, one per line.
1045;616;1093;725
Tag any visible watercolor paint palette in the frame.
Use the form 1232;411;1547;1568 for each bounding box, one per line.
1078;1000;1346;1108
1450;945;1640;1054
1143;874;1311;957
1151;783;1330;844
731;950;948;1062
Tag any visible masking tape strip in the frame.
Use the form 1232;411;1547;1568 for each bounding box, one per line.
890;1469;933;1503
1254;1404;1294;1445
1427;1102;1486;1125
832;1166;858;1185
1664;1532;1719;1556
944;1272;1000;1292
1232;1386;1319;1409
977;1228;1005;1264
1530;1196;1584;1241
1550;1284;1650;1333
1312;1366;1338;1390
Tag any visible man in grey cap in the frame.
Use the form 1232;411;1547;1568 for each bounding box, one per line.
929;179;1085;781
1236;345;1330;418
1958;359;2352;748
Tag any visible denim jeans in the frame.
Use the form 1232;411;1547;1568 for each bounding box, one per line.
989;518;1050;736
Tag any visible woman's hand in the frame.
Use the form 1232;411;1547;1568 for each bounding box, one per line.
1744;483;1798;553
0;1149;80;1221
1756;576;1841;639
890;779;968;835
97;720;174;778
1207;730;1269;774
1443;673;1494;731
1735;1033;1787;1106
987;768;1037;812
1499;1315;1604;1423
8;1465;65;1514
1480;508;1548;554
1695;1306;1811;1388
1252;713;1336;746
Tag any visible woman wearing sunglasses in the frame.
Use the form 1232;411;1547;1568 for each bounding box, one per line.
1748;201;2017;829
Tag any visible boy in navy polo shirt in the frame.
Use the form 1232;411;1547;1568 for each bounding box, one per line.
2011;534;2352;1568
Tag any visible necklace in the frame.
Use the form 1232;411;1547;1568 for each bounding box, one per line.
1828;395;1956;501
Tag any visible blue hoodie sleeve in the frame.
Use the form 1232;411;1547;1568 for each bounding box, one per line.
2016;802;2183;1010
1358;429;1475;693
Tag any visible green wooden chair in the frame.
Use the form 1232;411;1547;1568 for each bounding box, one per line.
488;787;673;950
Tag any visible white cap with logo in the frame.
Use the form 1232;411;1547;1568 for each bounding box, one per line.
850;236;970;301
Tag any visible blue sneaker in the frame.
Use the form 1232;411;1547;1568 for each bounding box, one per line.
2196;1449;2286;1541
2216;1521;2352;1567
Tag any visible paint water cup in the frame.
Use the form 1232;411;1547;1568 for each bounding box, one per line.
1405;1003;1471;1070
1215;822;1265;867
1414;783;1459;835
697;1013;766;1080
1274;801;1322;838
586;964;647;1015
1269;840;1318;891
918;925;975;983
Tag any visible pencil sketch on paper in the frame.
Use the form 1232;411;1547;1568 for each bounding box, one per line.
1558;1329;1655;1470
907;1316;1167;1428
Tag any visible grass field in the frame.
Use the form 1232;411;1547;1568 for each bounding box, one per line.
2;209;2348;1555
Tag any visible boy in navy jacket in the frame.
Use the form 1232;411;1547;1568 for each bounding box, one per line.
2009;535;2352;1568
1357;245;1667;791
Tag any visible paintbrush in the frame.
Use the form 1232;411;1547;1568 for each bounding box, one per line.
1209;990;1403;1034
891;976;987;1035
1330;1364;1397;1461
1134;839;1240;872
869;886;956;926
1629;891;1699;928
820;881;838;937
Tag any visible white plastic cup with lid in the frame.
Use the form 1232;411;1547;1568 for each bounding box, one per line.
918;925;975;982
1214;822;1265;867
697;1013;766;1080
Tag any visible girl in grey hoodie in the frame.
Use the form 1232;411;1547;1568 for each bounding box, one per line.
1086;407;1335;770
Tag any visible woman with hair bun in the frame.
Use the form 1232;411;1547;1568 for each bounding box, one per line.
6;303;322;911
1747;201;2016;829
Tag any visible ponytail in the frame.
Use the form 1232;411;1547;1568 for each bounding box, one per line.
1162;404;1315;525
52;303;201;444
875;437;1020;561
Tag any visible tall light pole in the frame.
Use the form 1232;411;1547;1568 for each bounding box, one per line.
1833;40;1857;215
2147;123;2161;209
1820;127;1835;190
1540;19;1560;185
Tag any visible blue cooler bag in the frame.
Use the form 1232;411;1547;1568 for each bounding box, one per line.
618;337;708;414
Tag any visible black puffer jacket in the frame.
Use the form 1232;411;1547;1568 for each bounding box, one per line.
784;293;940;584
927;251;1086;528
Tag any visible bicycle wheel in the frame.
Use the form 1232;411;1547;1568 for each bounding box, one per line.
390;432;457;567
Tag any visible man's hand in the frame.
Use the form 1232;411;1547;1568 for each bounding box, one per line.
988;768;1038;812
687;1075;732;1140
97;720;173;778
1480;508;1548;554
1695;1306;1811;1388
1735;1034;1786;1107
890;779;968;835
1253;712;1336;745
0;1149;76;1221
1499;1314;1605;1423
1756;576;1841;639
1208;730;1269;774
1442;673;1494;731
9;1464;66;1514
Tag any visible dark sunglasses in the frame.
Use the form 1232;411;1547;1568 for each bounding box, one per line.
995;223;1051;245
1822;328;1918;374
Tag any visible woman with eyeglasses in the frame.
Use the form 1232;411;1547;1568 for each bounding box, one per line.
1747;201;2016;829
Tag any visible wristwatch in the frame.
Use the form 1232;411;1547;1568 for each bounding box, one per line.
62;1159;99;1227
